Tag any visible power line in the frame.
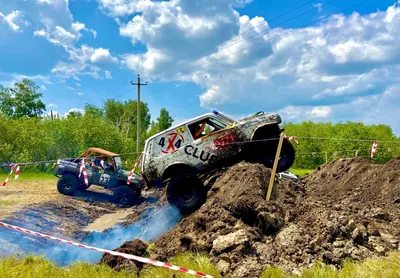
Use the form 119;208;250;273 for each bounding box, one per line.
154;0;339;78
159;0;370;80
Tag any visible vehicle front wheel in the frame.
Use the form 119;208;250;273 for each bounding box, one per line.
261;139;296;173
57;174;78;195
165;173;206;215
113;186;137;206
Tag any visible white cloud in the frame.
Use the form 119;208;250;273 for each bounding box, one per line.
48;103;58;108
0;10;28;32
64;107;84;117
51;45;118;79
90;48;118;65
0;0;101;81
108;0;400;134
77;92;84;96
40;85;47;91
314;3;323;12
105;70;112;79
90;29;97;38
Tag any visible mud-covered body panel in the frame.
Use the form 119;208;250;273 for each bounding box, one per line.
141;111;285;186
55;158;142;189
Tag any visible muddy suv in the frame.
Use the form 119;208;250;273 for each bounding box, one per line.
55;148;143;206
140;110;295;213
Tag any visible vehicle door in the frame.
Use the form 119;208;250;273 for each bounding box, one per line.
186;116;240;170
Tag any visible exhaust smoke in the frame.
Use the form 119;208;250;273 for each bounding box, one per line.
0;205;182;266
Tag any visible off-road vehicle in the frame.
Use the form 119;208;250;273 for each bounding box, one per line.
54;148;143;205
140;110;295;213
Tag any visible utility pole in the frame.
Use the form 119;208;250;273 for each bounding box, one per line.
131;74;147;153
51;110;54;120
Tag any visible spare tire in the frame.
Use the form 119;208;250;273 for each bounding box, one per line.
166;173;206;215
57;174;78;195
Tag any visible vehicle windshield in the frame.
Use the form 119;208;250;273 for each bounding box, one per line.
114;156;123;170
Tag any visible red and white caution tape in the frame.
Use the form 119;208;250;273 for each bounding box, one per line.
78;159;89;186
0;221;217;278
284;135;299;144
14;164;20;181
2;164;15;187
127;153;143;185
371;140;378;158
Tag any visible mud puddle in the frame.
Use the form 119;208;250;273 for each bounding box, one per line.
0;187;179;266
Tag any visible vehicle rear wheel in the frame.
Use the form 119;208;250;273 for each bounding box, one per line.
57;174;78;195
261;139;295;173
166;173;206;215
113;186;137;206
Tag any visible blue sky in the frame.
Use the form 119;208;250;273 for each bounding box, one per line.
0;0;399;134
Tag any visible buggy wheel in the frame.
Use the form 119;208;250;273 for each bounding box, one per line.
166;173;206;215
57;174;78;195
113;186;137;206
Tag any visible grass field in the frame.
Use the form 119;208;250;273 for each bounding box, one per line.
0;173;58;219
1;252;400;278
290;168;314;177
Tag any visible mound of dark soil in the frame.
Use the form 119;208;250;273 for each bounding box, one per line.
108;158;400;277
100;239;149;274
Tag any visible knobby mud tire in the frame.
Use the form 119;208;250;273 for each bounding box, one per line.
166;173;206;215
57;174;78;195
113;185;138;207
261;139;296;173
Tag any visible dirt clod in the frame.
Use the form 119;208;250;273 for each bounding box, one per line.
100;239;149;274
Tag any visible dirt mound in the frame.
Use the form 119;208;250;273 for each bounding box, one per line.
109;158;400;277
100;239;149;274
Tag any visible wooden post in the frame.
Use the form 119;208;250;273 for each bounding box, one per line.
325;151;328;164
266;132;285;201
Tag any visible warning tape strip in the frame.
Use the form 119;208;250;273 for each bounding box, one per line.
0;221;218;278
2;164;15;187
127;152;144;185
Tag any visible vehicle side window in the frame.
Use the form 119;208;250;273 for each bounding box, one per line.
188;117;227;140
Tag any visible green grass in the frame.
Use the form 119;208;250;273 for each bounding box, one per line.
0;200;18;207
290;168;313;177
261;252;400;278
0;171;56;181
0;253;220;278
139;252;221;278
0;256;137;278
2;252;400;278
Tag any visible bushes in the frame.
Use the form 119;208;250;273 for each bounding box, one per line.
0;115;137;173
283;121;400;169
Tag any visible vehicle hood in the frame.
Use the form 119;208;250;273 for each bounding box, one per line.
239;111;281;125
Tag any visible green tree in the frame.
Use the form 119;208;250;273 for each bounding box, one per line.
103;99;151;139
146;108;174;138
157;108;174;131
0;79;46;118
84;104;104;119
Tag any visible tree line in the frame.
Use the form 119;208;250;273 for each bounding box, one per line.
1;79;399;172
283;121;400;169
0;79;174;172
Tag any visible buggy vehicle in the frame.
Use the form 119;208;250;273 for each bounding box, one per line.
140;110;296;214
54;148;143;206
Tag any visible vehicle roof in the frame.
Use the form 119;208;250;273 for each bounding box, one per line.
144;112;235;143
78;148;119;158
